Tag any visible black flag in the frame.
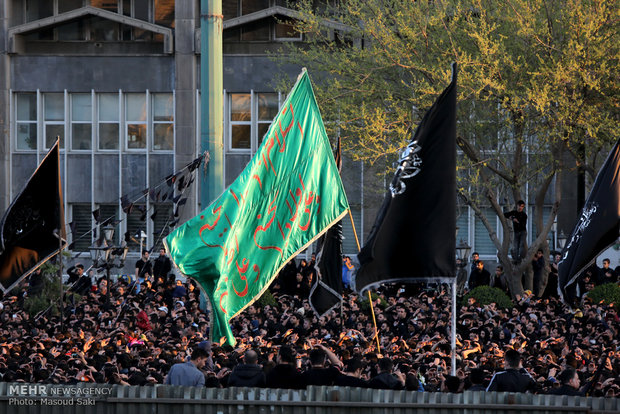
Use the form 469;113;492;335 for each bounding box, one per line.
0;141;65;293
356;64;457;293
558;138;620;305
309;137;344;316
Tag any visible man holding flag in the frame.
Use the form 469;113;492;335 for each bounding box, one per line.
166;70;349;345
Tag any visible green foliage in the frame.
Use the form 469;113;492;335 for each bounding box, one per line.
257;289;278;308
23;275;60;317
276;0;619;297
23;255;79;318
585;283;620;311
358;291;388;312
462;286;513;309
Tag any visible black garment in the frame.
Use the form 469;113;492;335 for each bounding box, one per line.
598;267;618;284
543;264;559;299
335;373;368;387
227;363;266;387
368;372;404;390
66;266;82;284
548;384;583;396
27;272;44;296
72;276;92;295
153;255;172;279
135;259;153;278
302;366;340;386
266;364;305;389
468;384;487;392
469;268;491;289
532;256;545;297
504;210;527;233
490;272;509;293
486;368;537;393
391;318;408;338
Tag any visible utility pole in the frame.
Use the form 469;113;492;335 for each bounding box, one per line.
200;0;224;208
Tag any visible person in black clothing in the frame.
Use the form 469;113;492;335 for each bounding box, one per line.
468;260;491;290
504;200;527;261
302;345;343;386
441;375;461;393
548;368;583;396
490;265;509;294
531;249;545;297
27;268;45;296
153;248;172;280
368;357;405;390
227;349;266;387
265;345;304;389
467;368;487;391
67;264;92;295
135;250;152;293
486;349;536;393
335;357;368;387
598;258;617;284
391;304;409;338
543;253;560;299
67;264;85;285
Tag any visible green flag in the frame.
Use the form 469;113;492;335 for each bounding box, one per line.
165;70;349;345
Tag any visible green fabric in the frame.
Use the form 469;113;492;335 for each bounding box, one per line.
165;71;349;345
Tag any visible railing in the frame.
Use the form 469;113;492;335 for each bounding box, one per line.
0;383;618;413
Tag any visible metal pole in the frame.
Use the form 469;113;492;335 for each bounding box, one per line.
347;209;381;353
451;279;457;375
106;265;110;305
58;230;64;332
200;0;224;208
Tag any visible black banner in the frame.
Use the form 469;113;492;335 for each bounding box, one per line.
0;141;64;293
558;138;620;305
356;64;457;293
309;137;344;316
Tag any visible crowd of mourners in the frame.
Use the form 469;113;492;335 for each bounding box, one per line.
0;249;619;398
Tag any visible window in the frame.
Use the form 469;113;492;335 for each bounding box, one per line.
256;93;278;145
227;91;282;153
126;203;146;252
22;1;171;42
59;0;85;14
274;19;302;41
25;1;53;22
152;93;173;150
230;93;252;150
16;93;37;150
98;93;120;150
474;207;496;256
91;0;118;13
14;91;172;153
71;94;92;150
71;203;93;251
99;204;120;244
151;203;173;250
125;93;147;149
154;0;174;27
44;93;64;149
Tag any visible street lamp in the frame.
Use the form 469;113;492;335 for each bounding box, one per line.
557;231;567;250
456;239;472;267
89;225;129;303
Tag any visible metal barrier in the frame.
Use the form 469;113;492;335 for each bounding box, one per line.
0;383;618;414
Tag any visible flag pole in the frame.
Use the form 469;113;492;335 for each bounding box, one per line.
451;279;457;375
58;229;64;332
348;209;381;353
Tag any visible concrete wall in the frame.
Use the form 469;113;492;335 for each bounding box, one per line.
11;56;174;92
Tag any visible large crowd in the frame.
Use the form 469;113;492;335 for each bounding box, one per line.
0;250;619;398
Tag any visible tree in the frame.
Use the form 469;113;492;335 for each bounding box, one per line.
276;0;619;297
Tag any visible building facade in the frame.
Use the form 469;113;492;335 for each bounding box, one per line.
0;1;582;269
0;0;365;261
